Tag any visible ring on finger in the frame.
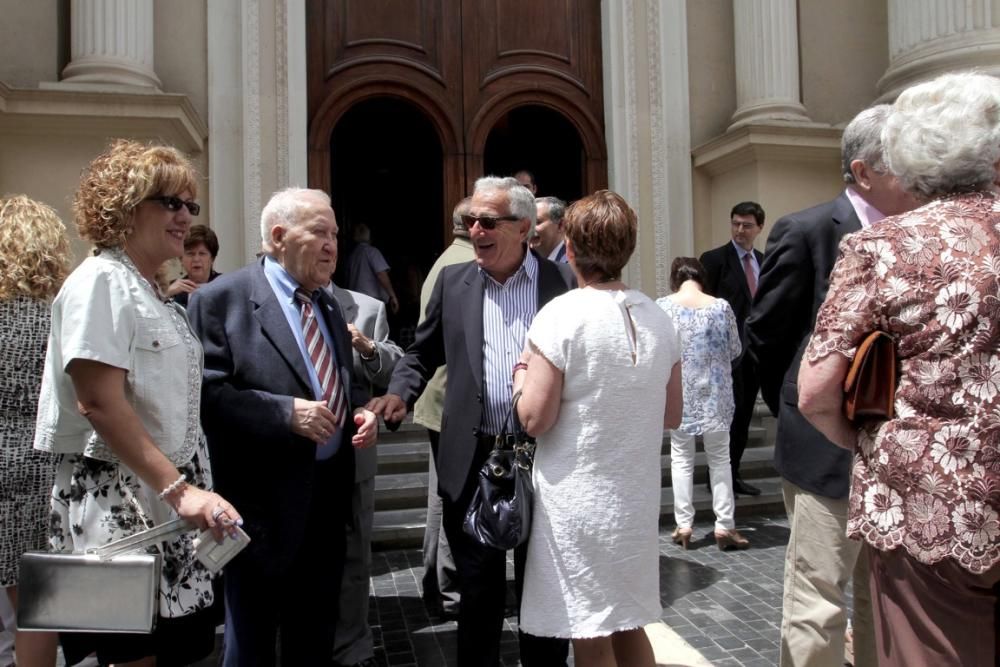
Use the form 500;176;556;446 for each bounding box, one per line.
212;505;226;521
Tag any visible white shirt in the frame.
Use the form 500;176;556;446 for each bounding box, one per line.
34;249;203;466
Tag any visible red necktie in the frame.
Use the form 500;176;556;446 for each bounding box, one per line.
295;288;348;427
743;252;757;297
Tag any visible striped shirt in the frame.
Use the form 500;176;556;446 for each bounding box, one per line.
481;250;539;434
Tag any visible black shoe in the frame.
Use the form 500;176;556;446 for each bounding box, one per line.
733;478;761;496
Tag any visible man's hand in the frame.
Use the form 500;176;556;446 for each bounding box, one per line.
347;323;376;357
290;398;337;444
366;393;407;423
166;278;198;297
387;294;400;315
351;408;378;448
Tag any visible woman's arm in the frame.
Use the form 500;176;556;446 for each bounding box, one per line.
664;361;683;429
514;344;564;438
68;358;241;537
797;352;855;450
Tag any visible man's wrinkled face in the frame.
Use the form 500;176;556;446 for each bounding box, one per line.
272;195;339;292
530;202;562;257
469;189;530;282
866;167;920;217
730;213;762;251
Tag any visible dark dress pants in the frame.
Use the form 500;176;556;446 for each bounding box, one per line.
223;458;348;667
440;436;569;667
730;353;760;475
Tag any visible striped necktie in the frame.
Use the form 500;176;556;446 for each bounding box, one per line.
294;288;348;428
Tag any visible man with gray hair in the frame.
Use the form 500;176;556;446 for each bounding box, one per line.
188;187;379;665
368;177;573;667
531;195;568;262
746;106;918;667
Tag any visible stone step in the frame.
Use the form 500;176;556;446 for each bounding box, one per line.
374;444;778;512
372;474;786;551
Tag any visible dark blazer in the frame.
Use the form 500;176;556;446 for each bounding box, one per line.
187;259;356;570
699;241;763;337
388;253;575;504
745;193;861;499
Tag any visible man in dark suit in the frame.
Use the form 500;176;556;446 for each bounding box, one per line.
745;106;918;667
325;281;403;667
188;188;379;666
699;201;766;496
530;196;568;263
368;176;572;667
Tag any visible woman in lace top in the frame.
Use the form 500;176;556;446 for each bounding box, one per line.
514;191;682;667
799;72;1000;666
0;195;71;666
658;258;747;551
32;140;243;666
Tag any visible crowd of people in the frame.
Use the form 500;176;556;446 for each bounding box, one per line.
1;68;1000;667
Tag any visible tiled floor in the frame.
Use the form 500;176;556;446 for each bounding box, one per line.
55;513;803;666
362;513;795;666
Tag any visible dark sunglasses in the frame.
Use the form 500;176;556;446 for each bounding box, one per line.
460;214;520;230
147;196;201;216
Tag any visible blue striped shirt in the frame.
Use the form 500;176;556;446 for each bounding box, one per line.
481;250;539;434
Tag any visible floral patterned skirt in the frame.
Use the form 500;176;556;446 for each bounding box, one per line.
49;436;215;618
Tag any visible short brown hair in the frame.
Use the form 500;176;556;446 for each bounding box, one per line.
185;224;219;258
74;139;199;249
0;195;72;300
562;190;636;282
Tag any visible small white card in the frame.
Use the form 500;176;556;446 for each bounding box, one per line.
193;525;251;573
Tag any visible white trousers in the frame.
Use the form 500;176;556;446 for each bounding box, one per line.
669;430;735;532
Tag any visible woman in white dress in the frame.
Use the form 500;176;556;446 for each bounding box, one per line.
514;190;683;667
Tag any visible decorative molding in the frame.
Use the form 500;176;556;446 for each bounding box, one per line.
275;0;289;188
243;0;263;264
0;82;206;152
692;122;841;177
647;0;667;297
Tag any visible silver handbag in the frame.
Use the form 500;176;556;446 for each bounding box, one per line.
17;518;192;633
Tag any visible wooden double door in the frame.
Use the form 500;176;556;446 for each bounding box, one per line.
306;0;608;262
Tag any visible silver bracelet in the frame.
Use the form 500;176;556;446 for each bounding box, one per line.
158;473;187;500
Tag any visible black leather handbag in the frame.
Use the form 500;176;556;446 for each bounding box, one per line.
463;391;535;550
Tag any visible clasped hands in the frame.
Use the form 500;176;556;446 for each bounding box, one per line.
291;398;378;448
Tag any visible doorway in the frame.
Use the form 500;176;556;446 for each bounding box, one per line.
329;97;444;346
483;105;586;203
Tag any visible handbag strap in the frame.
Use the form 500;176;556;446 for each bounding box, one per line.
495;390;532;449
91;518;194;561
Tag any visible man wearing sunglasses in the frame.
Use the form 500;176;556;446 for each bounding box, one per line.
368;176;573;667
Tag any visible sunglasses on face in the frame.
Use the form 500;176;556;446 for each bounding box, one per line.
460;214;520;230
147;196;201;216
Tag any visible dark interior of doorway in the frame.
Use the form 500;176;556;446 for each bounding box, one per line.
329;97;444;346
483;104;585;203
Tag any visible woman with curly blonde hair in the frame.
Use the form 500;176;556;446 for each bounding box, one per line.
33;139;242;666
0;195;70;666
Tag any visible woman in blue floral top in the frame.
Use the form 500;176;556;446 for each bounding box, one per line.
658;257;748;550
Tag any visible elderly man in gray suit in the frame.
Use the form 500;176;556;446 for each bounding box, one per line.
326;267;403;667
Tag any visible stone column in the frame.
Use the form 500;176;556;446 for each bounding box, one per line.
729;0;810;128
878;0;1000;101
60;0;161;89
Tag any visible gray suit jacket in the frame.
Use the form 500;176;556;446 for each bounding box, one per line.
326;282;404;481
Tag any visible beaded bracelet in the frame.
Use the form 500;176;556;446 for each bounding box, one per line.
158;473;187;501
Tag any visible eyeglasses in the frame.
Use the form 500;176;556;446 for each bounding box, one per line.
460;214;520;230
147;196;201;216
730;221;758;231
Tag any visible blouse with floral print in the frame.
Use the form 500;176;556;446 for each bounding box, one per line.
806;191;1000;574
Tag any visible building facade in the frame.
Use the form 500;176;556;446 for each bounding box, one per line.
2;0;998;297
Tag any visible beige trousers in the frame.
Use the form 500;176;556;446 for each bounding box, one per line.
780;480;875;667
